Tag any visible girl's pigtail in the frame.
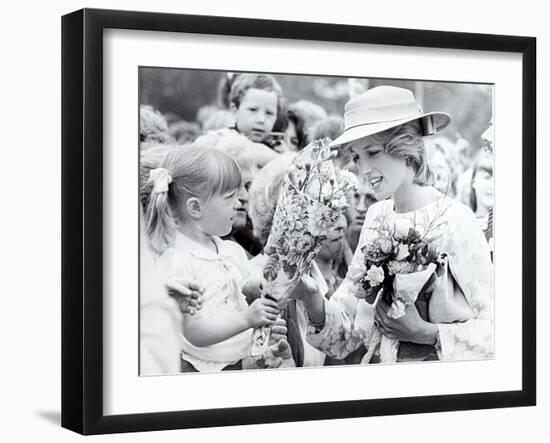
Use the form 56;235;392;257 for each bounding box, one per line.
144;167;177;254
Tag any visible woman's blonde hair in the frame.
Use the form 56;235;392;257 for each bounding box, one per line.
248;153;296;245
142;144;241;254
351;120;435;186
194;129;256;171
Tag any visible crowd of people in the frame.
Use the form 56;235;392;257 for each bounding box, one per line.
139;72;494;375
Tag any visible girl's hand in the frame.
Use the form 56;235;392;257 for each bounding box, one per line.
374;299;438;345
242;277;262;304
246;297;280;328
164;277;204;315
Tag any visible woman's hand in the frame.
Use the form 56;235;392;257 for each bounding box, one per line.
164;277;204;315
291;274;326;325
246;297;280;328
374;298;438;345
291;275;321;302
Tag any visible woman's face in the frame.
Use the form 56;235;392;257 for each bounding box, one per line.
317;215;347;260
346;175;377;234
472;155;494;213
350;141;412;201
233;166;254;230
284;121;299;151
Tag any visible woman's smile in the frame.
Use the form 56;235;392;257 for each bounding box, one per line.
368;175;383;189
350;141;413;204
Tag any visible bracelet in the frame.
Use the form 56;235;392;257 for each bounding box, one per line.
309;318;326;334
307;299;326;334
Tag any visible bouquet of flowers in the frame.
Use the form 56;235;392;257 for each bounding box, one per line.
250;139;356;357
358;210;448;364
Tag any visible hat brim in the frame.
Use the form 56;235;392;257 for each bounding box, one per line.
329;112;451;149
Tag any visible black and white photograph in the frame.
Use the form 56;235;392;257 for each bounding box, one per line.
138;68;495;376
52;4;538;438
2;0;546;440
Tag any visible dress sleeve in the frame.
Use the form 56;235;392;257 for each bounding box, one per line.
305;204;385;359
436;204;494;361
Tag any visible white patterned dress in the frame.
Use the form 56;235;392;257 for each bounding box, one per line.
306;196;494;362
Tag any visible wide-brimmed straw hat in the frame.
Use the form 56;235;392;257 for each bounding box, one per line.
329;86;451;148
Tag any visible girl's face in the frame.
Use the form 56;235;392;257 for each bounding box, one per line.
198;188;241;237
232;88;278;143
351;141;412;201
472;156;494;212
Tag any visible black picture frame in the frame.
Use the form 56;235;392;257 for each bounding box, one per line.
61;8;536;435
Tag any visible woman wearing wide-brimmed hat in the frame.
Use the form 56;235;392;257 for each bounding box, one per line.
292;86;494;363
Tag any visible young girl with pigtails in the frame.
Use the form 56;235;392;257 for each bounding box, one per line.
143;144;280;372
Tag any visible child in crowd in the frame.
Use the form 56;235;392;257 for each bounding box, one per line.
143;144;280;372
229;73;283;147
470;151;494;257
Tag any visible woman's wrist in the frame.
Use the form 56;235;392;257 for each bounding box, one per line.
302;293;325;324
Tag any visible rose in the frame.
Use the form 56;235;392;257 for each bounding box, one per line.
366;265;385;286
378;237;394;255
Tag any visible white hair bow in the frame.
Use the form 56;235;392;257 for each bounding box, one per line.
149;167;173;193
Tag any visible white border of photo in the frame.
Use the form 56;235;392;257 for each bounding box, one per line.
103;28;522;415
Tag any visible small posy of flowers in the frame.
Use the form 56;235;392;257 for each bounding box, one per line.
360;212;445;306
358;207;450;364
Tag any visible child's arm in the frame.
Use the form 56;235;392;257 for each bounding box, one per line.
182;297;279;347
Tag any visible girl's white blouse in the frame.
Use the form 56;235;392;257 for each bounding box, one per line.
157;232;251;372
